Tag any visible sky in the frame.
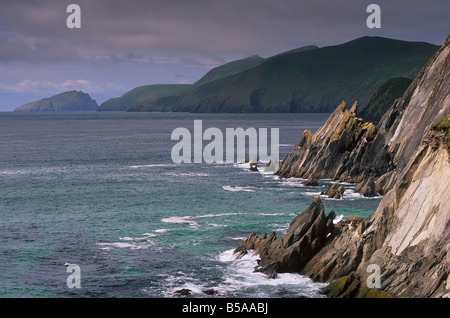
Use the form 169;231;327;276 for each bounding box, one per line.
0;0;448;111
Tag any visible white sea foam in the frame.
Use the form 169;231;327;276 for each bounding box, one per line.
278;144;295;147
333;214;345;224
128;164;178;169
216;249;327;297
161;216;199;227
96;241;151;250
164;172;211;177
343;189;382;200
222;185;255;192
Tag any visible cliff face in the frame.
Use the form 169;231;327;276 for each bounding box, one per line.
277;35;450;197
236;35;450;297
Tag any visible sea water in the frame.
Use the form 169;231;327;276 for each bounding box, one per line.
0;112;381;298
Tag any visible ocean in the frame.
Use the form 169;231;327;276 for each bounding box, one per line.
0;112;382;298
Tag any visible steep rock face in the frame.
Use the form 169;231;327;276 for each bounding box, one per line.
304;121;449;298
276;101;390;189
277;35;450;196
236;35;450;297
305;36;450;297
360;77;413;124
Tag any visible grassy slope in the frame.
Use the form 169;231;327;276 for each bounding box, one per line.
98;84;192;111
172;37;439;113
359;77;413;124
194;55;265;86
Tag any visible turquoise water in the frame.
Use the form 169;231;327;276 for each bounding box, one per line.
0;112;381;298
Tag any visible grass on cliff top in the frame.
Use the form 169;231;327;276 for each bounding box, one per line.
433;116;450;152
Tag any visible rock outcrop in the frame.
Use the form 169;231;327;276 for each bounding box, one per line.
234;196;335;279
236;35;450;298
321;184;345;199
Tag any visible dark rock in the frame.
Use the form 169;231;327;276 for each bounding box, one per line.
321;184;345;199
355;177;377;197
249;162;258;171
234;196;335;277
302;177;319;186
203;289;217;295
174;288;192;296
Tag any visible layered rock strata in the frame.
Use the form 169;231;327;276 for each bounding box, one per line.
236;35;450;298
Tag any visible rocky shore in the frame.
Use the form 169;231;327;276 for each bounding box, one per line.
235;35;450;298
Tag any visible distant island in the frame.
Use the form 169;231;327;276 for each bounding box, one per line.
98;36;439;114
14;90;98;112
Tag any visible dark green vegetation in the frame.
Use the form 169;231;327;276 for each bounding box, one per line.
99;36;438;113
359;77;413;123
98;84;191;111
194;54;265;86
14;90;98;112
172;37;438;113
433;116;450;152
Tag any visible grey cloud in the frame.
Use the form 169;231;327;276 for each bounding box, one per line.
0;31;81;63
1;0;448;60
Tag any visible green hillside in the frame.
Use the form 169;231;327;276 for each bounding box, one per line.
98;84;191;111
360;77;413;124
194;55;265;86
171;36;439;113
14;90;98;112
127;85;192;112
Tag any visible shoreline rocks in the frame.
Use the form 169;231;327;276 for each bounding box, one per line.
320;184;345;199
235;35;450;298
235;196;335;278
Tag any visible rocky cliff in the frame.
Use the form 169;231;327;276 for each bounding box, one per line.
236;35;450;298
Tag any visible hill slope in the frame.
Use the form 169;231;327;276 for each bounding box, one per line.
172;36;439;113
14;91;98;112
98;84;191;111
194;55;265;86
359;77;413;124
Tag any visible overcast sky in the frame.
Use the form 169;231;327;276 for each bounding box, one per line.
0;0;448;110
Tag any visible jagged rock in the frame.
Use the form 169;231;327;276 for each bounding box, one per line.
235;196;335;277
355;177;377;197
302;177;319;186
321;184;345;199
303;35;450;298
276;100;394;193
236;36;450;298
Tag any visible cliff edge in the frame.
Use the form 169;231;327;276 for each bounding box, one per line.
236;35;450;298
